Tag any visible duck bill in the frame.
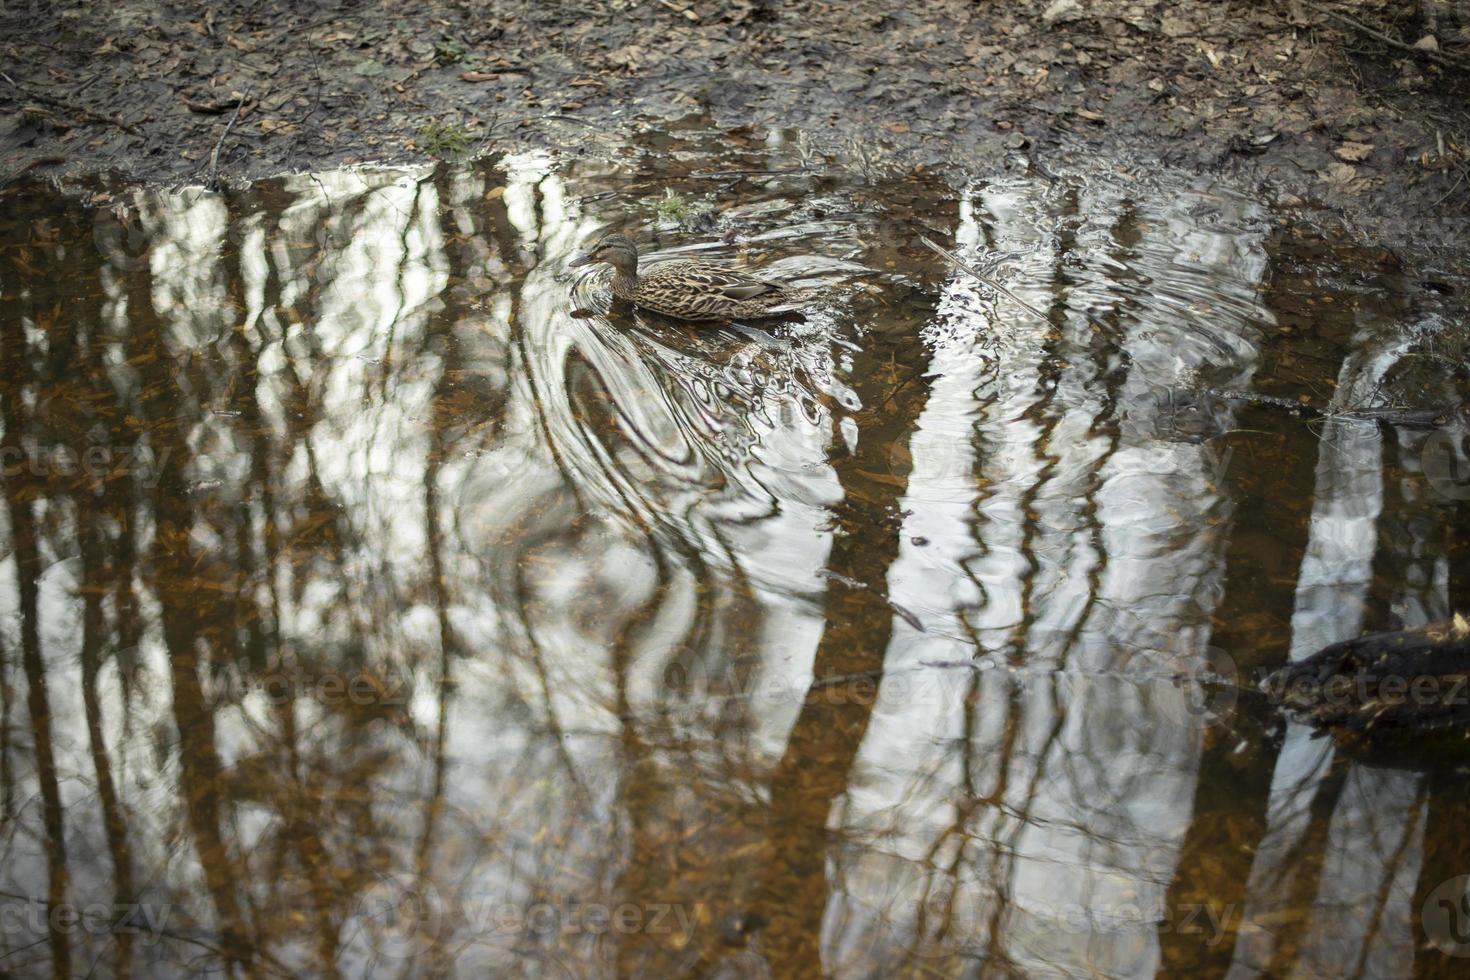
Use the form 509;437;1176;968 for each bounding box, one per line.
567;251;594;268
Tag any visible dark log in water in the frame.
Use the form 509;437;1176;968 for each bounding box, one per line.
1263;615;1470;734
1196;387;1454;430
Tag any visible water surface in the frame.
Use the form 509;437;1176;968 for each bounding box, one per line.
2;128;1470;978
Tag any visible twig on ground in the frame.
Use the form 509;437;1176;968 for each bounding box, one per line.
1432;170;1466;208
1;155;66;187
1306;1;1458;69
205;89;253;184
0;77;144;136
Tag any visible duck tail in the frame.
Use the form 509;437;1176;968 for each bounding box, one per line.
768;286;816;313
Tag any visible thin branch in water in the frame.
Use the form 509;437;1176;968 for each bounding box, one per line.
919;234;1052;322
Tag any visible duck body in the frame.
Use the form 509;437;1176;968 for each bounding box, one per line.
569;233;807;322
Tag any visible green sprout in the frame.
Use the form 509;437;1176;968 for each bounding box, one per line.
417;122;474;158
641;188;713;227
434;38;467;65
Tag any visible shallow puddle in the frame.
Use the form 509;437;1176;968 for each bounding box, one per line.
2;126;1470;978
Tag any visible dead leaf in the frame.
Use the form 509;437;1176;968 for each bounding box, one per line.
1335;141;1373;162
1075;108;1105;123
1042;0;1083;25
1161;14;1192;37
1322;161;1358;185
607;45;646;72
657;0;699;20
182;97;233;115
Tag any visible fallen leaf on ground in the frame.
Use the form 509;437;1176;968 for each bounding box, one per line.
1042;0;1083;25
1161;14;1193;37
183;97;234;115
607;45;646;71
1335;141;1373;162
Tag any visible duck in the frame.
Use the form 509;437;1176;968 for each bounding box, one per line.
567;233;809;322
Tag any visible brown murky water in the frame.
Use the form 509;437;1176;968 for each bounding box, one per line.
3;126;1470;978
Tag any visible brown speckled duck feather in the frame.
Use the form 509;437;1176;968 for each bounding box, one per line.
568;233;809;322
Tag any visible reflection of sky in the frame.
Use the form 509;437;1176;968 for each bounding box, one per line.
843;178;1271;977
1230;310;1434;980
0;149;1459;978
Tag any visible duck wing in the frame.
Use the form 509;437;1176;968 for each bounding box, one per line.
648;261;788;299
719;280;782;300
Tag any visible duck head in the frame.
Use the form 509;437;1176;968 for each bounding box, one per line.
568;233;639;275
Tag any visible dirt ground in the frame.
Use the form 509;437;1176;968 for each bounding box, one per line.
4;0;1470;250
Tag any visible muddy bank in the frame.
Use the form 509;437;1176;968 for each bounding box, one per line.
4;1;1470;249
